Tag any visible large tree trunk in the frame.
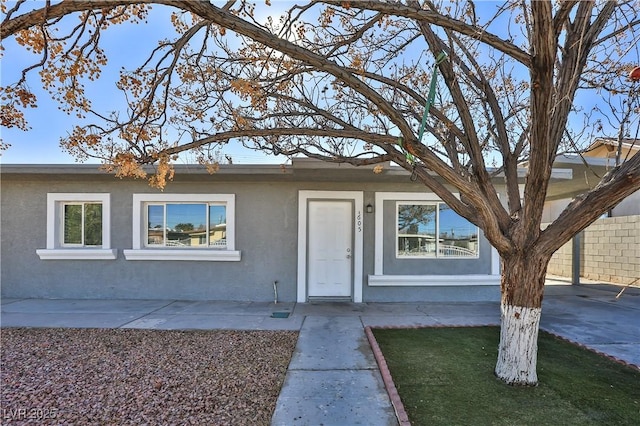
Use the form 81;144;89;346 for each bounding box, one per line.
495;253;550;386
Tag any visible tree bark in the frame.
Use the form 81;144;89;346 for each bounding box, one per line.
495;253;550;386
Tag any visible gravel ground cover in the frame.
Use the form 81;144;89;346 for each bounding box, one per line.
1;328;298;425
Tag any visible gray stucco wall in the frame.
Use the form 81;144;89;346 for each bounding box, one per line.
1;175;300;301
1;169;499;302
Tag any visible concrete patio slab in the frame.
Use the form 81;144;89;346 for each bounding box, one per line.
292;302;371;316
0;312;145;328
0;298;172;314
0;298;24;305
122;313;303;331
542;321;637;346
152;300;295;316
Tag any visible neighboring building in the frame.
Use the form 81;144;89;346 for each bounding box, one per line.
584;138;640;218
543;138;639;222
582;137;639;162
543;138;639;285
0;158;599;302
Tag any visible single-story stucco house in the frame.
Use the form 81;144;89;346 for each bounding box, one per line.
543;138;640;221
0;158;602;303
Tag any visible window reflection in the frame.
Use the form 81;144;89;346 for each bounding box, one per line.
397;203;478;258
438;205;478;257
147;205;164;246
63;203;102;246
84;203;103;246
208;205;227;247
397;204;437;256
64;204;83;245
146;203;227;248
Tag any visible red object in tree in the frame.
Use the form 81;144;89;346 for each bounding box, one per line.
630;66;640;81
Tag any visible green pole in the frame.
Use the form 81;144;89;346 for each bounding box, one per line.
400;52;448;166
417;51;448;144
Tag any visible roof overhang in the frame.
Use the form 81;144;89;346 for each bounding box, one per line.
3;158;610;212
582;137;639;159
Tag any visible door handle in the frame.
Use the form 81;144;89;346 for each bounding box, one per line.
346;254;352;259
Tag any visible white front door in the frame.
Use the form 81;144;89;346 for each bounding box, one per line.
307;200;353;298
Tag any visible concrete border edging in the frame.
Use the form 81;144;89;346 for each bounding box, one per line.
365;326;411;426
541;328;640;371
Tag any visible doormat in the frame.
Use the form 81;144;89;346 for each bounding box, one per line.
271;311;290;318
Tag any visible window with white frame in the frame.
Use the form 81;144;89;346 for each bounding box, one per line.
145;203;227;248
396;202;479;258
62;202;103;247
36;193;116;260
124;194;240;261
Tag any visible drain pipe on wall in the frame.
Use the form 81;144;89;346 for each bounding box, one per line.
273;280;279;304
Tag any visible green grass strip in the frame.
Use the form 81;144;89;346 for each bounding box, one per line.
372;327;640;425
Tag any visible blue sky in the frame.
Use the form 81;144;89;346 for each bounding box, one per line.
148;203;226;230
1;3;162;163
1;1;290;164
398;203;477;239
1;1;635;165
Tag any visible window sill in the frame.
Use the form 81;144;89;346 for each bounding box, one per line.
36;249;118;260
123;249;241;261
368;274;500;287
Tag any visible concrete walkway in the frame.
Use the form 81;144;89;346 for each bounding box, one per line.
2;281;639;426
271;314;397;426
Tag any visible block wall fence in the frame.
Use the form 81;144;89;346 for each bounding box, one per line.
546;215;640;285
